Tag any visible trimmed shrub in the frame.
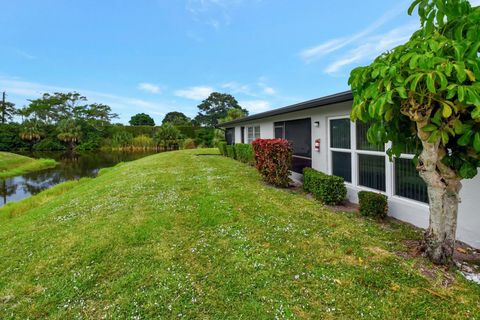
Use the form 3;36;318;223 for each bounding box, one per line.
303;168;346;205
182;138;196;149
252;139;292;188
226;145;236;159
218;141;228;156
234;143;255;165
358;191;388;218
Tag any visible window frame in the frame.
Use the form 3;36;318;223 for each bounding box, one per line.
327;116;429;206
246;125;260;144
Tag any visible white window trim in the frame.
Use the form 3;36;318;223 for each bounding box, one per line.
246;125;260;144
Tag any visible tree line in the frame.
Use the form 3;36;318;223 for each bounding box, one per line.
0;91;247;152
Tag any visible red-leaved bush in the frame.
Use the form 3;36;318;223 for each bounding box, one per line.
252;139;293;187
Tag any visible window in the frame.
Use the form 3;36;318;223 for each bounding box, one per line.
356;122;384;151
241;127;245;143
225;128;235;145
328;117;428;205
395;157;428;203
332;152;352;182
358;154;386;191
329;118;352;182
247;126;260;144
330;119;350;149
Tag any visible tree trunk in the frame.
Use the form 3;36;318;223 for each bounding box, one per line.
417;122;462;265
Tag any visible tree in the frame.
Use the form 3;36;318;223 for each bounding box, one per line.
155;122;182;150
129;113;155;126
348;0;480;264
162;111;191;125
195;92;248;127
19;119;44;150
1;92;16;124
57;119;82;150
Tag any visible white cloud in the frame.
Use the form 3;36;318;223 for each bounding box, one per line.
174;86;214;100
263;86;275;95
240;100;271;114
138;82;162;94
221;82;254;95
300;0;410;62
324;23;417;74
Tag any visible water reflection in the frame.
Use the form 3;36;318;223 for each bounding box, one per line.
0;151;158;207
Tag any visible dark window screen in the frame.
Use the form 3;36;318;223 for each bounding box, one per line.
395;158;428;203
274;125;284;139
332;151;351;182
356;122;384;151
241;127;245;143
358;154;386;191
285;118;311;158
330;119;350;149
225;128;235;145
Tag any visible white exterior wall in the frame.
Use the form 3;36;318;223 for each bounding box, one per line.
231;100;480;249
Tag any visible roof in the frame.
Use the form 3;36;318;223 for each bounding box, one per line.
219;90;353;127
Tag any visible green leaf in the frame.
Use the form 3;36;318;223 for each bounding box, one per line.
410;74;424;91
426;73;436;93
436;71;448;90
459;162;477;179
441;131;449;145
473;107;480;120
408;0;422;15
454;64;467;83
474;132;480;153
422;123;437;132
458;86;465;102
458;131;473;146
467;89;480;107
453;120;464;134
442;104;452;118
396;87;408;99
409;55;420;69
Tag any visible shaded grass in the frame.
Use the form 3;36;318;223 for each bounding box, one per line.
0;149;479;319
0;152;57;178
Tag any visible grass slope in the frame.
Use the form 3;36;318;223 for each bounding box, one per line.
0;152;57;178
0;149;479;319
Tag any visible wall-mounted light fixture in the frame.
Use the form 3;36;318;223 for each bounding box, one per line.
314;121;320;127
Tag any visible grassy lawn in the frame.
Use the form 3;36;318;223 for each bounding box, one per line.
0;148;479;319
0;152;57;178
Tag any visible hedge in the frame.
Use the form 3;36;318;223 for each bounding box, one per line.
358;191;388;218
234;143;255;165
226;145;236;159
218;141;228;156
303;167;346;205
252;139;292;187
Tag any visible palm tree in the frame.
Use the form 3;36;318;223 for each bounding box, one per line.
57;119;82;150
19;119;43;144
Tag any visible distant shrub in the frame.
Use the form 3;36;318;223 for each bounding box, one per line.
226;145;236;159
358;191;388;218
32;137;66;151
234;143;254;165
303;168;346;205
252;139;292;188
218;141;227;156
182;138;196;149
111;131;134;148
132;135;155;150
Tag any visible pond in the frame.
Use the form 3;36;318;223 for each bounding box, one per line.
0;151;159;207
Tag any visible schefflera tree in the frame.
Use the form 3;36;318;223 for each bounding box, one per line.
349;0;480;264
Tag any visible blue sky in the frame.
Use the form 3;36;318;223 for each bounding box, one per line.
2;0;466;124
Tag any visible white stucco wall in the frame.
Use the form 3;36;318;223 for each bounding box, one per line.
229;100;480;249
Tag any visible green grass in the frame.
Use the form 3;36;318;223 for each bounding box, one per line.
0;152;57;178
0;149;479;319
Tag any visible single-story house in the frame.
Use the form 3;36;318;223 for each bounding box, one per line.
220;90;480;249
